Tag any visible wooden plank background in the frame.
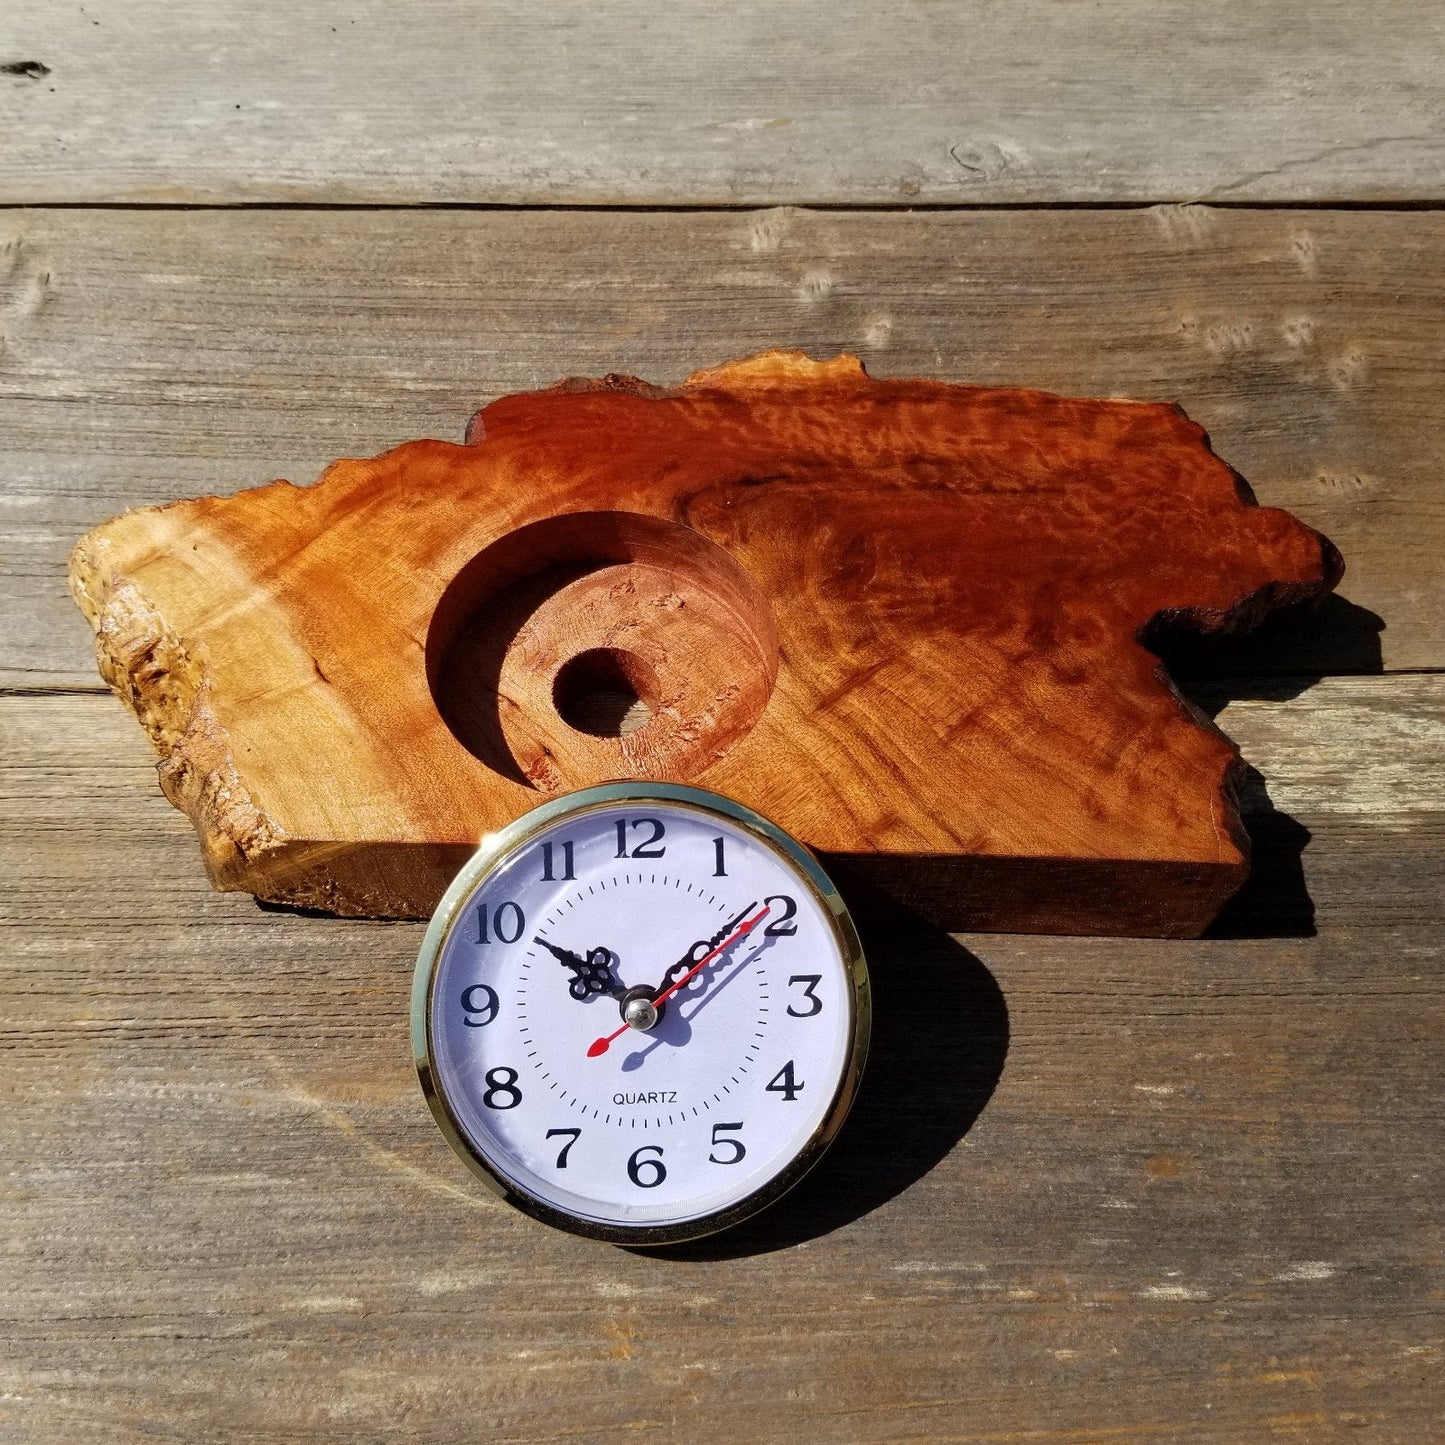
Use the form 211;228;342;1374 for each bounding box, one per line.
3;679;1442;1441
1;2;1442;1440
4;207;1440;686
2;1;1443;204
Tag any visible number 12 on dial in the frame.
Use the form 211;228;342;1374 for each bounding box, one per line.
412;781;870;1245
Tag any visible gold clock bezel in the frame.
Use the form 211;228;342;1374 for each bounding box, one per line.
411;781;871;1247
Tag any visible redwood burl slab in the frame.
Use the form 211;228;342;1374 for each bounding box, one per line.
69;351;1341;935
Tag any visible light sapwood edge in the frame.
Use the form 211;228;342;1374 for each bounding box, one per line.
68;536;292;893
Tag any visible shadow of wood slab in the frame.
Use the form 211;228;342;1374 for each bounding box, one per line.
69;350;1340;935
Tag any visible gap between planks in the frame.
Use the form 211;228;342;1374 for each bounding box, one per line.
5;200;1445;214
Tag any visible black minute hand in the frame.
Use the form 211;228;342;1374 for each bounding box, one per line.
533;937;623;1001
656;900;761;994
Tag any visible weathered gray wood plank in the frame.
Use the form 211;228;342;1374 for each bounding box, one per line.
3;205;1440;687
1;1;1442;204
2;681;1442;1440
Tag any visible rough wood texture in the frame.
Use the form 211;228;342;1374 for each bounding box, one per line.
2;680;1441;1440
68;351;1339;933
2;1;1442;204
3;207;1437;690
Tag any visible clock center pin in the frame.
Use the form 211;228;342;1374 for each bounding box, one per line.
619;985;661;1033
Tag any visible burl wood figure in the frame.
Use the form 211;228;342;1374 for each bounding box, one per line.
70;351;1340;936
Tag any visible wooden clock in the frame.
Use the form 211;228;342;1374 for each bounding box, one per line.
69;350;1340;937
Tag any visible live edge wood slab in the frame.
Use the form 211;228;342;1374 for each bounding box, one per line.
68;350;1340;936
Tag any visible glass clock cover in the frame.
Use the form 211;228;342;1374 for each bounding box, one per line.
412;783;869;1244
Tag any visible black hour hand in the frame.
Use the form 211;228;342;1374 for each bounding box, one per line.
535;937;622;1001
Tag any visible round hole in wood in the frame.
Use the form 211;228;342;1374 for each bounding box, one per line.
552;648;658;738
427;513;779;792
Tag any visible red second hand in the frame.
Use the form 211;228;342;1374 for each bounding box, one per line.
586;904;771;1058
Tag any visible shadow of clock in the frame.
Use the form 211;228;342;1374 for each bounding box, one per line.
628;918;1008;1260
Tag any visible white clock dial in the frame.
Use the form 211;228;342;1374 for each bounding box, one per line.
413;784;870;1244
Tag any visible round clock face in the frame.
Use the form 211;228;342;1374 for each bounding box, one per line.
412;783;869;1244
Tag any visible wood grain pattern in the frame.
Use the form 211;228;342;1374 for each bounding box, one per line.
2;680;1441;1440
2;206;1439;691
67;350;1339;932
1;0;1442;204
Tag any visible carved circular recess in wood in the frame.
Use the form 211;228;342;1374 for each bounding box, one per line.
426;511;780;792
